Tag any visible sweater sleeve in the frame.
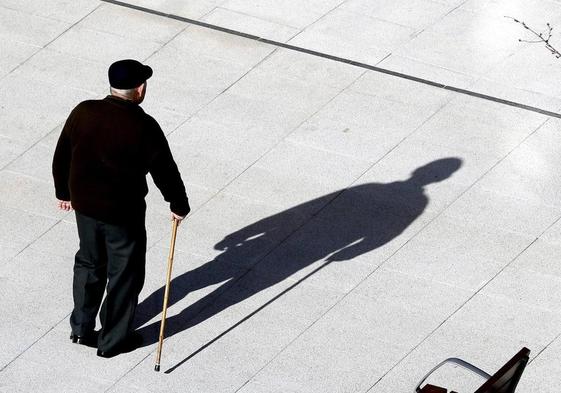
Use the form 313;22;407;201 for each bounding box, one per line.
52;109;75;201
146;119;190;216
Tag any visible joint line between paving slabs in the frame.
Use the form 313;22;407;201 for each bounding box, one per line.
529;332;561;366
100;0;561;120
0;312;72;372
0;214;74;372
165;46;280;140
0;4;102;85
365;237;539;393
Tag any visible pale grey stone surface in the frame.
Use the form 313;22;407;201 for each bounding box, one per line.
0;205;58;256
349;70;454;112
15;49;108;93
385;214;534;291
289;9;407;65
474;118;561;207
202;7;299;42
129;0;225;20
167;25;276;69
241;269;470;393
355;135;500;189
339;0;453;30
0;136;28;169
442;293;561;347
0;358;112;393
394;8;523;76
517;335;561;393
0;6;70;47
256;48;364;89
28;220;78;258
79;4;185;44
461;0;561;27
443;186;561;237
6;143;54;182
485;44;561;100
510;238;561;278
49;25;163;64
220;0;342;29
409;96;549;159
0;40;39;79
0;170;67;219
0;0;101;23
2;0;561;392
0;72;93;145
470;77;561;114
287;89;439;162
169;116;282;167
482;265;561;312
368;300;544;392
378;54;478;89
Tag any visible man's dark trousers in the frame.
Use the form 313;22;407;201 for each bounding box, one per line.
71;212;146;352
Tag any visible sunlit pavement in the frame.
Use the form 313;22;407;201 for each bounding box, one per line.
1;1;561;392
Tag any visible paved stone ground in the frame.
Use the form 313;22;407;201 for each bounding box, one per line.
1;0;561;392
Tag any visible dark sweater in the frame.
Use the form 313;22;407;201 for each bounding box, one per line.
52;95;190;224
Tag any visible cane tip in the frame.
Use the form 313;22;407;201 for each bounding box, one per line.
154;364;160;372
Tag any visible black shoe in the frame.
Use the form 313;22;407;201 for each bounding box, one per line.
96;348;117;358
70;331;99;348
97;332;143;358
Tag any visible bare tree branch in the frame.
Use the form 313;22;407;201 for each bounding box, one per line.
505;16;561;58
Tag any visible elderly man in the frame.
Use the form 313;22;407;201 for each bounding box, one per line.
52;59;190;358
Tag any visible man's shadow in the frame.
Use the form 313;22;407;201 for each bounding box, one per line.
135;158;462;348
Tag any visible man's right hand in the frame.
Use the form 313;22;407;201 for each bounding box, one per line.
171;212;186;224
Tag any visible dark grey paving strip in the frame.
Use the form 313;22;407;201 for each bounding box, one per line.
101;0;561;119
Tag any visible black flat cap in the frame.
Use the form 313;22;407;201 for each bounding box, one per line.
108;59;153;89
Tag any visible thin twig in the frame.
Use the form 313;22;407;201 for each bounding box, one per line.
505;16;561;58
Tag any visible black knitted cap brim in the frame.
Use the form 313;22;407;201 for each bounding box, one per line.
109;61;153;89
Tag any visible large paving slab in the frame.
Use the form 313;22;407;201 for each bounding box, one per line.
1;0;561;392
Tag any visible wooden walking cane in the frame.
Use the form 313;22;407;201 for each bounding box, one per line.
154;217;179;372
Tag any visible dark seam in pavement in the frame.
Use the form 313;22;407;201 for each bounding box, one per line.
366;238;540;392
523;191;561;365
529;332;561;366
0;5;103;169
0;311;72;372
0;122;64;172
0;4;102;84
101;0;561;119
